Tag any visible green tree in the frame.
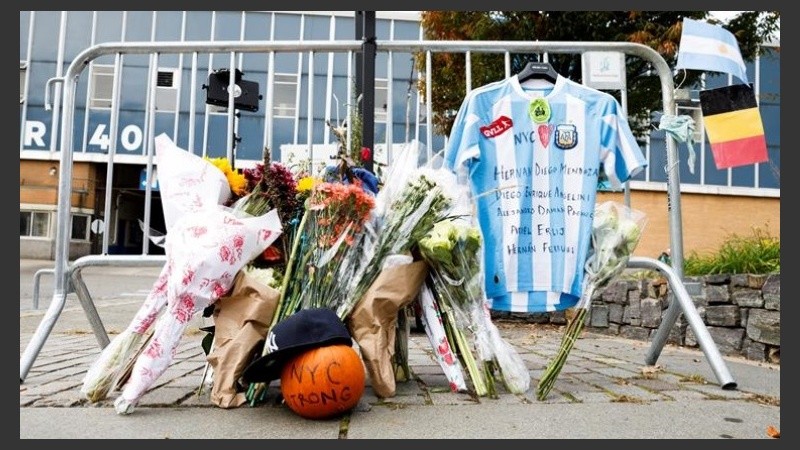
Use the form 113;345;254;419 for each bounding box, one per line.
416;11;780;139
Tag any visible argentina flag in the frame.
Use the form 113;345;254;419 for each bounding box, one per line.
676;17;749;84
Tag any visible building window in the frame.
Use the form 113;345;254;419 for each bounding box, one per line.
155;68;180;112
375;78;388;123
71;214;91;241
90;64;115;109
20;61;27;104
273;73;297;118
20;211;50;238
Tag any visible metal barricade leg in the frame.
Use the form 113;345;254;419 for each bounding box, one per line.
21;255;167;382
31;268;54;310
20;288;69;382
70;269;111;348
628;256;737;390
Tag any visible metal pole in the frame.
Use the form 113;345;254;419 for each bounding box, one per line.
360;11;376;173
354;11;363;142
628;257;736;389
226;52;236;166
620;86;631;208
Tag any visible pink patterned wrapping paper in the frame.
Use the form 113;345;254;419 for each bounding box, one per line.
79;134;282;414
115;207;281;413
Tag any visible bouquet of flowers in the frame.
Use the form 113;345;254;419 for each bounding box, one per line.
310;142;453;398
245;179;375;404
417;283;468;393
535;201;647;400
230;158;300;267
336;166;453;320
81;134;283;414
276;181;376;317
419;217;530;397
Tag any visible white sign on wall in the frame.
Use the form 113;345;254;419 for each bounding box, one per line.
582;51;627;91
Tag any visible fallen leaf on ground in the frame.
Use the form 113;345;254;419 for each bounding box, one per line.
641;365;663;376
767;425;780;438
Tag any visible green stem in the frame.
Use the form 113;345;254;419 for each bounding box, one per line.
247;208;310;406
535;308;588;400
439;295;488;397
271;208;310;329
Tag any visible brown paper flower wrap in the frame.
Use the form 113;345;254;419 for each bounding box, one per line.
206;270;280;408
346;258;428;398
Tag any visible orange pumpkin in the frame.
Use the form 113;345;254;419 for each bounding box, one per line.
279;344;366;420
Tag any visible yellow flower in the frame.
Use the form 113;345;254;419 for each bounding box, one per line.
227;171;248;196
205;156;247;196
296;176;319;193
206;156;232;174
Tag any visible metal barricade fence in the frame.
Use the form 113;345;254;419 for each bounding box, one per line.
20;39;736;390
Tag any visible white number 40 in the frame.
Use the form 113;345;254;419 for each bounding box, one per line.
89;124;143;151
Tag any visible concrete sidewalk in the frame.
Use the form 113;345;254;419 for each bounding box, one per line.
20;314;780;439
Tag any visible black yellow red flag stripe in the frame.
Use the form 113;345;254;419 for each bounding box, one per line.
699;84;768;170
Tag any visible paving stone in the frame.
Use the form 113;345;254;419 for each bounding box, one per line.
30;389;87;407
660;389;710;401
137;387;195;406
487;393;529;405
569;391;614;403
628;377;683;392
550;376;602;393
22;380;82;397
681;383;750;400
392;380;423;394
178;393;216;407
20;394;42;406
602;383;666;402
379;392;430;406
519;388;574;404
427;391;478;406
164;375;208;389
590;366;640;379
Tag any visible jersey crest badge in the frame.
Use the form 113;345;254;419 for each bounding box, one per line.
555;124;578;149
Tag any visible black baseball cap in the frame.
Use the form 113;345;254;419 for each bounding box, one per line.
242;308;353;383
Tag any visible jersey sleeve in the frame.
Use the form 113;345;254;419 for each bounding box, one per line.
443;94;482;174
599;98;648;189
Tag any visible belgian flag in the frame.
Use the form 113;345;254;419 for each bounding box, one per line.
699;84;768;170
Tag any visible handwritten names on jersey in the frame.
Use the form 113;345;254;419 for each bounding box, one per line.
491;162;597;257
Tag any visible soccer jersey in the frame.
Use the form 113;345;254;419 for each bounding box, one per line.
444;74;647;313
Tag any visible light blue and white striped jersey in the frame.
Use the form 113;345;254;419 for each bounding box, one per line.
444;75;647;313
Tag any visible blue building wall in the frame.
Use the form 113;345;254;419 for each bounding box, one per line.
20;11;435;164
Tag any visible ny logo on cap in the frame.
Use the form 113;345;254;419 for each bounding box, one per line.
265;332;279;354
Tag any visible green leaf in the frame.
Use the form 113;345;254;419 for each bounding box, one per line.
201;331;214;355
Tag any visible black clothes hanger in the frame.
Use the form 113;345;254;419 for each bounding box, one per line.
516;61;559;85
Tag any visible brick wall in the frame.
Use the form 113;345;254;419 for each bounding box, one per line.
20;160;97;209
596;190;780;259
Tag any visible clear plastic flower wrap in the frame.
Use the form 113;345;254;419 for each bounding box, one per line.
536;201;648;400
418;283;468;393
418;177;531;397
334;155;454;320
